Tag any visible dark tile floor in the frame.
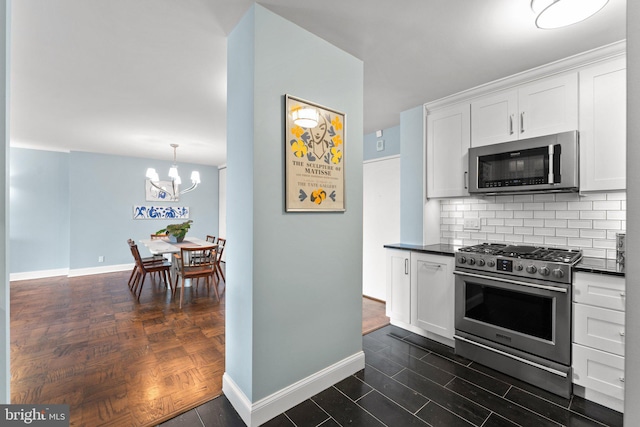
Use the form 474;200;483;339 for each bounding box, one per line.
159;325;624;427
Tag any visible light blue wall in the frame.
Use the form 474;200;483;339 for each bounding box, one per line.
9;148;218;272
363;125;400;161
400;105;424;244
227;4;364;403
10;148;69;273
226;4;256;399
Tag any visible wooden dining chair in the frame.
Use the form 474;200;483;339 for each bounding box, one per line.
127;239;165;289
214;238;226;284
173;245;218;308
129;242;172;300
206;235;216;244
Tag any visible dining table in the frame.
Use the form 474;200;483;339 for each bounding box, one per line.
138;236;218;286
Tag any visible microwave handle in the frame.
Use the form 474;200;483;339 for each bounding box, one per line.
548;144;554;184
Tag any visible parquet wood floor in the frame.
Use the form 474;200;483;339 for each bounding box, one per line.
10;271;389;427
11;271;226;427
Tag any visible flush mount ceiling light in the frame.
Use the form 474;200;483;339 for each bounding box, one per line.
531;0;609;29
145;144;201;200
291;106;319;128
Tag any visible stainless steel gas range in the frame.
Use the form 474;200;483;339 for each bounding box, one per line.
453;243;582;398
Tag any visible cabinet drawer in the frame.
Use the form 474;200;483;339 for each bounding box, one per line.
573;303;625;356
573;272;625;311
573;344;625;400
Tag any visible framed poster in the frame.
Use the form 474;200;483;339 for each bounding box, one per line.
285;94;345;212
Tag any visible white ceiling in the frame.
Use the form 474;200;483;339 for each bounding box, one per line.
9;0;626;166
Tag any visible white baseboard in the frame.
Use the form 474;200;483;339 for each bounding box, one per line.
68;263;133;277
10;268;70;281
11;264;134;281
223;351;365;427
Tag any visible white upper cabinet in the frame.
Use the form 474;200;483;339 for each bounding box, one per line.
579;57;626;192
471;73;578;147
426;103;470;198
471;90;518;147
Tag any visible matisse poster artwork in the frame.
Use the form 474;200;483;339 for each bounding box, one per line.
285;95;345;212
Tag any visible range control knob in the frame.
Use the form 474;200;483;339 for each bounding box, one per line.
539;266;550;276
552;269;565;279
487;260;496;267
468;258;476;265
458;256;466;264
526;265;537;274
514;263;523;271
477;259;486;267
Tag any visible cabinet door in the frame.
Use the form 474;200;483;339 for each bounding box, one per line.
579;57;626;191
518;73;578;139
471;89;518;147
411;253;454;339
573;343;625;400
426;103;471;198
573;272;625;311
386;249;411;324
574;303;625;356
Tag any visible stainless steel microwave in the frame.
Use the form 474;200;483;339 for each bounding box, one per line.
468;131;579;195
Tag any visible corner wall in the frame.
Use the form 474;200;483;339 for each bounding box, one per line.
225;5;364;425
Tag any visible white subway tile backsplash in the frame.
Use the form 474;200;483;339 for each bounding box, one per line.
581;229;607;239
568;201;592;210
534;194;556;202
523;202;545;210
496;211;514;219
555;211;579;220
439;191;626;259
514;211;534;219
593;220;622;230
545;237;568;246
545;219;568;228
568;238;593;248
606;192;626;200
544;202;568;211
580;210;607;220
534;211;556;219
593;201;621;211
568;220;593;229
534;228;556;236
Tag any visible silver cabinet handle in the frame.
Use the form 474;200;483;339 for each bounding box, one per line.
509;114;514;135
620;331;625;337
464;171;468;189
520;111;525;133
405;259;409;275
421;262;442;269
620;292;626;297
620;377;625;383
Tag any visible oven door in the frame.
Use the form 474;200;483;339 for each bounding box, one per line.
454;269;571;365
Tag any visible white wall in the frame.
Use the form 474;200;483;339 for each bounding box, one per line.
363;156;400;300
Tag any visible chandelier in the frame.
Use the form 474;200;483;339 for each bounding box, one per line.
145;144;201;200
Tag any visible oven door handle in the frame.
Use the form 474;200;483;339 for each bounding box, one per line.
453;335;568;378
453;271;568;294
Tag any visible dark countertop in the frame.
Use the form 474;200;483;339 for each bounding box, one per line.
384;243;625;277
575;256;625;277
383;243;457;257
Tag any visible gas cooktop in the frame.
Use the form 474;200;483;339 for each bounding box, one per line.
458;243;582;264
455;243;582;284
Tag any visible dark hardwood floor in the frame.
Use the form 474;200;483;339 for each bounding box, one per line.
10;270;390;427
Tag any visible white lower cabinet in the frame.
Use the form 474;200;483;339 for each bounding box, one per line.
386;249;411;324
411;253;455;340
386;249;455;345
572;271;625;412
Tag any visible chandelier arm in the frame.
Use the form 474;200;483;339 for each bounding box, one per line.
179;182;199;195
